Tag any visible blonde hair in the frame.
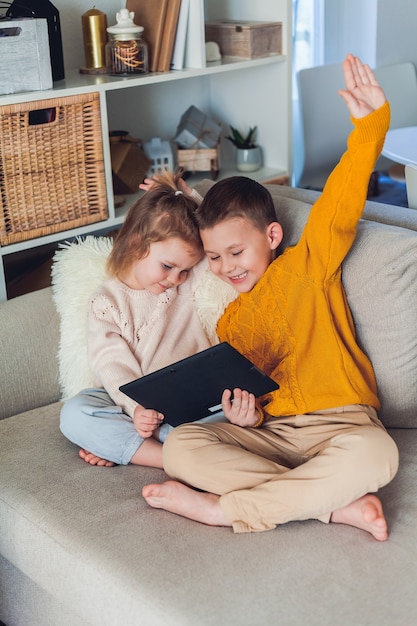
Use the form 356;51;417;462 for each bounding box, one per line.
107;171;202;279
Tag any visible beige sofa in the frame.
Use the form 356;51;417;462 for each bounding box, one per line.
1;183;417;626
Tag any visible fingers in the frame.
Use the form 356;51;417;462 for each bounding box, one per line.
222;388;257;426
134;407;164;438
340;54;386;118
221;388;233;408
343;54;357;92
344;55;366;89
230;388;251;413
139;177;156;191
344;54;378;89
178;177;193;196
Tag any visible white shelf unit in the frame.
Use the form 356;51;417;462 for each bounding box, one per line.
0;0;292;301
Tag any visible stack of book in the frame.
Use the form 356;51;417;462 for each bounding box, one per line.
126;0;206;72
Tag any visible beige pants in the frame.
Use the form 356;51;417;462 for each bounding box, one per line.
163;405;399;533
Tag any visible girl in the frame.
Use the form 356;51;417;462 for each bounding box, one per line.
60;171;212;468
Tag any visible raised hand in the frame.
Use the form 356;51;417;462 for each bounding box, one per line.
338;54;386;119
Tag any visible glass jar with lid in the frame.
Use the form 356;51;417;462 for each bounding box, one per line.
106;8;148;76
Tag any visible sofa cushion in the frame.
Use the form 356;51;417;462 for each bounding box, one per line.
0;288;60;420
1;403;417;626
343;220;417;427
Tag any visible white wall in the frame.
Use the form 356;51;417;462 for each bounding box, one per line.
375;0;417;67
55;1;121;71
323;0;417;69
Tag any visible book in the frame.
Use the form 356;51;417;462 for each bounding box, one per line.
184;0;206;69
171;0;190;70
157;0;182;72
126;0;169;72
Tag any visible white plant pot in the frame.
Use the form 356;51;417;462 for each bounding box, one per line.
235;146;262;172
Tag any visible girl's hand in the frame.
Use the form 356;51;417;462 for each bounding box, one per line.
139;176;194;196
222;388;260;428
133;405;164;438
177;177;194;197
139;177;156;192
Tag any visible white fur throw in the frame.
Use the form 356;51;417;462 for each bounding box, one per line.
51;236;113;399
51;236;236;400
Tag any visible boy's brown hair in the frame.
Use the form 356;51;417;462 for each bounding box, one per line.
107;171;202;279
195;176;277;231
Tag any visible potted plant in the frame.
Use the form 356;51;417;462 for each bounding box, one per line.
226;125;262;172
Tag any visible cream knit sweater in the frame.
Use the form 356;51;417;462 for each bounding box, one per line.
87;260;212;418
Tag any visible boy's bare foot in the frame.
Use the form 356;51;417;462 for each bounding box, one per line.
79;448;116;467
142;481;231;527
331;494;388;541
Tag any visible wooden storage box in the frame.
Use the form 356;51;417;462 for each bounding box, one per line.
205;20;282;59
177;144;220;180
0;92;108;246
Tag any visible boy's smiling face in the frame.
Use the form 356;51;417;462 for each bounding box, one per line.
201;216;283;293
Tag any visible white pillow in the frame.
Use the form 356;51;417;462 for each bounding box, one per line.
51;236;236;400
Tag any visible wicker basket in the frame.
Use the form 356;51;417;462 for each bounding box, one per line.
0;92;108;246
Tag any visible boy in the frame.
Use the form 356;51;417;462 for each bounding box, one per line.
142;55;399;540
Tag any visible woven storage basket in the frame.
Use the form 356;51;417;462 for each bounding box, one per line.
0;92;108;246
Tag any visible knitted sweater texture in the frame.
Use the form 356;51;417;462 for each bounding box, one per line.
87;261;211;417
217;103;391;418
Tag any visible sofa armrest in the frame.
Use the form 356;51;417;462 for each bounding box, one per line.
0;287;61;420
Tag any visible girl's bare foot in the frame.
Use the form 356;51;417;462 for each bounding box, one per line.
79;448;116;467
142;481;231;527
331;494;388;541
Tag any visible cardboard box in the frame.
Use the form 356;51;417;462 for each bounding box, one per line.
205;20;282;59
110;134;151;195
174;105;222;150
0;18;52;95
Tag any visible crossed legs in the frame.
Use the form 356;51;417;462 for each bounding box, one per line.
143;406;399;539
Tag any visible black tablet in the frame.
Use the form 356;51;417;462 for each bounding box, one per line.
119;342;279;427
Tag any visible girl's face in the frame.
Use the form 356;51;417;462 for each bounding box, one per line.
201;216;282;293
122;237;202;293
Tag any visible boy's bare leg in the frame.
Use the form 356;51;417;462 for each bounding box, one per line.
330;494;388;541
142;481;231;527
143;483;388;540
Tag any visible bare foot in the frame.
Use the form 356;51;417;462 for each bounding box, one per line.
142;481;231;527
331;494;388;541
79;448;116;467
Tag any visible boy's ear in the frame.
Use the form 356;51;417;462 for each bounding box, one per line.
267;221;283;250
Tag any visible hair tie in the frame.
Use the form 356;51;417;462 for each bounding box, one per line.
175;190;183;196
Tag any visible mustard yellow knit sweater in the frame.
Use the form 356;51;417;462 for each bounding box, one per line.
217;102;391;418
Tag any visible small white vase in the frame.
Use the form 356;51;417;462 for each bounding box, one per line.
235;146;262;172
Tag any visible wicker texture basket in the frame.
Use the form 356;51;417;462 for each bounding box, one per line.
0;92;108;246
